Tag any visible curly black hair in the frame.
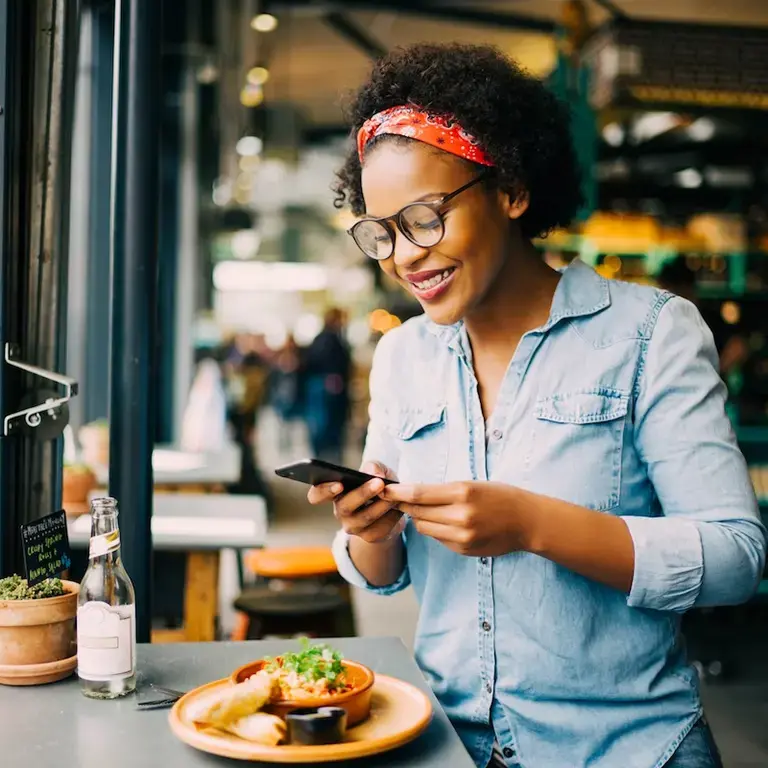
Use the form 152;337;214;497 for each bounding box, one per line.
333;43;584;240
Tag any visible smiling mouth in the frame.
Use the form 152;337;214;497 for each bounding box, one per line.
410;269;455;291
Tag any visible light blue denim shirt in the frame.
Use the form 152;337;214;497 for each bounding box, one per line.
333;259;766;768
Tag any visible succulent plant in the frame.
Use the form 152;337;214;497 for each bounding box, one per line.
0;575;66;600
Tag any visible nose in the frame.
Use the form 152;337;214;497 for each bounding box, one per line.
391;229;430;269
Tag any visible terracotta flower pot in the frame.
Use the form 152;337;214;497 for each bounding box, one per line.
0;580;79;686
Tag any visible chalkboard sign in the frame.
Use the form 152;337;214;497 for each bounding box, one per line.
20;510;72;586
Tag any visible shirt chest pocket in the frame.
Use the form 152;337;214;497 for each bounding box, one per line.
384;404;449;484
525;388;629;511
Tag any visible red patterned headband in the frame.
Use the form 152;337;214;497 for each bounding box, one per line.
356;105;495;167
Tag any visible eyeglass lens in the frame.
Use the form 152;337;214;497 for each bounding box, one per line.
353;204;444;260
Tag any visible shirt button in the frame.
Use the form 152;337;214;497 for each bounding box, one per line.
482;621;492;632
503;747;515;758
485;681;492;693
492;429;503;440
480;557;488;565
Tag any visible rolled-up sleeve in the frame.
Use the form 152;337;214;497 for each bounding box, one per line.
331;331;411;595
332;530;411;595
626;295;767;613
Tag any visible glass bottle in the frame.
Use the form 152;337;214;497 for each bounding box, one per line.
77;497;137;699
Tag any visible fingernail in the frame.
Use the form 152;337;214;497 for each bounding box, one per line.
331;484;343;494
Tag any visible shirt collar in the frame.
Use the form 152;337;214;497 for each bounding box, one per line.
540;258;611;331
424;258;611;346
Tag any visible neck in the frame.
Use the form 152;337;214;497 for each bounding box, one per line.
464;239;560;356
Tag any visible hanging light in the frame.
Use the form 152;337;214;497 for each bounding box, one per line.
247;66;270;86
240;83;264;107
196;61;219;85
236;135;263;157
251;13;278;32
721;301;741;325
239;155;261;172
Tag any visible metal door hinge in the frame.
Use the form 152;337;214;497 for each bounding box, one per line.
3;343;79;437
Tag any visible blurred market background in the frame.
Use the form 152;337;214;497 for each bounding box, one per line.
2;1;768;763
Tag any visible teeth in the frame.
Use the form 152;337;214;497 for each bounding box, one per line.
415;270;452;290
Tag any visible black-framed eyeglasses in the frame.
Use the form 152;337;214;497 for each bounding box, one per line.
347;172;490;261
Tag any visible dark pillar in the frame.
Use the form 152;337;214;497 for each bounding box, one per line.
85;3;115;424
108;0;161;642
0;0;79;577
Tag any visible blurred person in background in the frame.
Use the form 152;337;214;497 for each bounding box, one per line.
304;308;352;464
308;43;765;768
180;357;228;453
222;333;272;508
270;333;305;457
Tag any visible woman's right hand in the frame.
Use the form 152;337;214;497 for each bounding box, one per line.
307;461;405;543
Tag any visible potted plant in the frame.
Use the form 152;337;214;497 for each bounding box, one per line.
62;461;98;516
0;575;79;686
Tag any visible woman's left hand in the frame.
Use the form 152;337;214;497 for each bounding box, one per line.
379;481;532;557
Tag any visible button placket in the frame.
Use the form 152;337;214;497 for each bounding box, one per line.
476;540;494;712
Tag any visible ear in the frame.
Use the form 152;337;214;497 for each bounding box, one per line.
497;187;530;221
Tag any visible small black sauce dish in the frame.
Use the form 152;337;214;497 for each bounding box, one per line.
285;706;348;745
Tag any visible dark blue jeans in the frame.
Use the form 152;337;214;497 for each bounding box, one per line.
665;717;724;768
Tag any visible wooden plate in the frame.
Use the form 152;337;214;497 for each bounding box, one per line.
168;674;433;763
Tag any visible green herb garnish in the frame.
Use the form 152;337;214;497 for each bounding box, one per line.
264;637;346;691
0;575;65;600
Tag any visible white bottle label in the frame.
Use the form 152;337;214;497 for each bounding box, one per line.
89;531;120;559
77;602;135;681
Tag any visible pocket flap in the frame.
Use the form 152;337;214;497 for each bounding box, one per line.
534;389;629;425
384;403;446;440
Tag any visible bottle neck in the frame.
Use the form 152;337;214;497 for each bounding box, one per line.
88;509;122;563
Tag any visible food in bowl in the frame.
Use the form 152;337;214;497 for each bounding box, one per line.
252;638;352;699
231;639;375;727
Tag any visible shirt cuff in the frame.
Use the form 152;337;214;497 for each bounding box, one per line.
331;529;411;596
624;516;704;612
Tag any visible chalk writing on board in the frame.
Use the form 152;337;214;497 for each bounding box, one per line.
20;510;72;586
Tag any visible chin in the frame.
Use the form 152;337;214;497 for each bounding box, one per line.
421;301;466;326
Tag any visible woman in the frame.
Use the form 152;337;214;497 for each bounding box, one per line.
271;334;305;456
309;43;766;768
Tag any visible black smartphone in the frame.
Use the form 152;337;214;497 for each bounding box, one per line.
274;458;395;493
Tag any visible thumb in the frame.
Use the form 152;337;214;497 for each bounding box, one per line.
361;461;398;482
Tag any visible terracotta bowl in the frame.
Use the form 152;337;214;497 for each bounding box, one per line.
230;658;375;727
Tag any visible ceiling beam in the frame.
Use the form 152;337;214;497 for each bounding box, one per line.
272;0;555;34
322;11;387;59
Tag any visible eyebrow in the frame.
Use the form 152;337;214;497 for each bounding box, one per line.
413;191;446;203
367;191;446;219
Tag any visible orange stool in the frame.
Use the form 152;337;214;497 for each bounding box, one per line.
245;546;339;580
232;546;355;641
